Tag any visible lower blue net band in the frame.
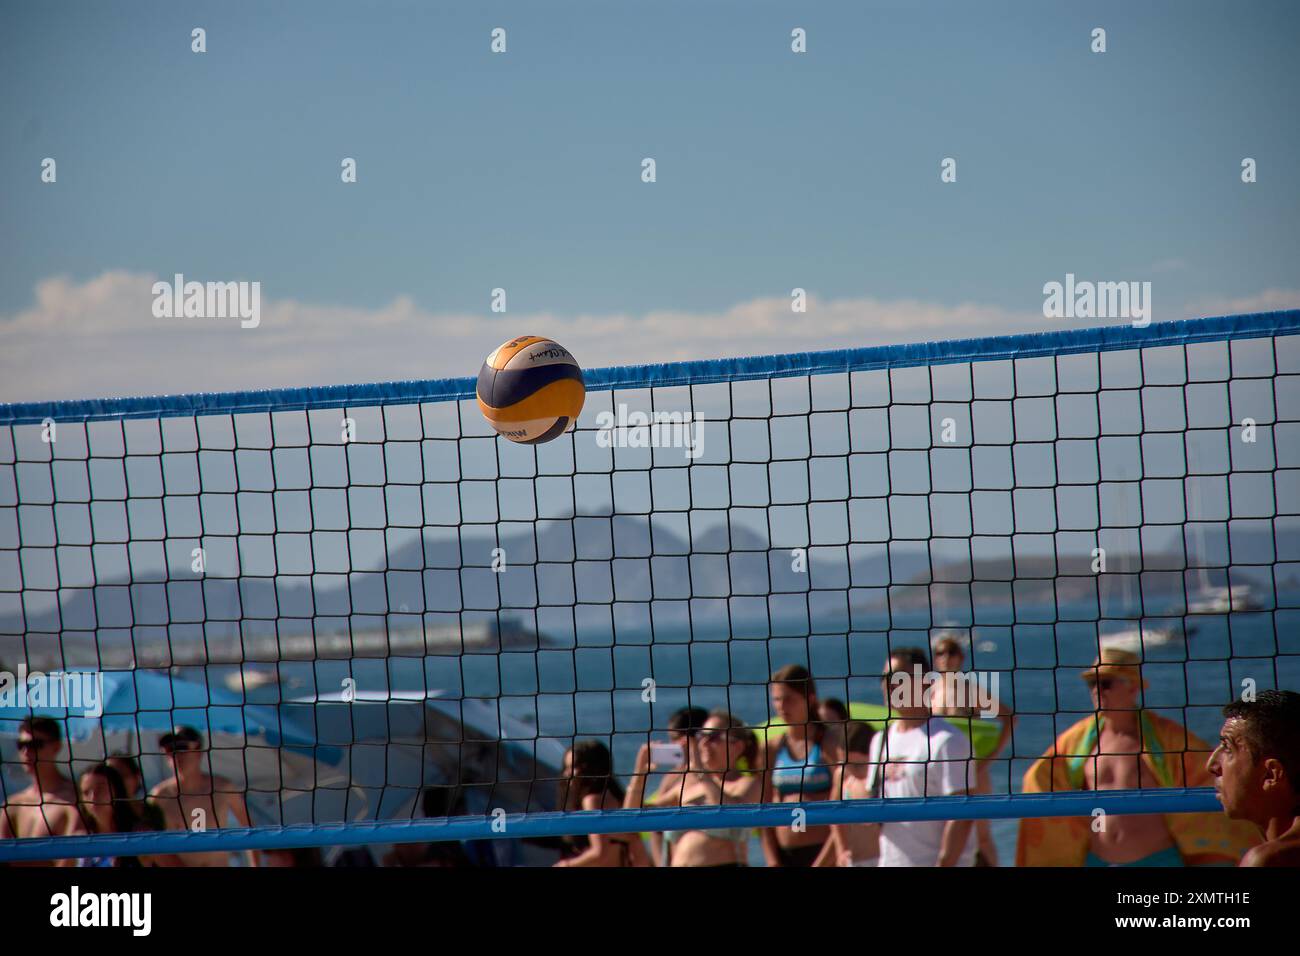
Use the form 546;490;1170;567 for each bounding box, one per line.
0;788;1221;863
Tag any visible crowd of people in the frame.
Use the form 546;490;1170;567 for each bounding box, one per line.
0;718;264;867
548;645;1298;868
3;638;1299;867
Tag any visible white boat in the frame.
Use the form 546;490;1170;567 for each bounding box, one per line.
1098;625;1183;654
1187;585;1263;615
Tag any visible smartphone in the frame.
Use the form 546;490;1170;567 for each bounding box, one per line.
650;742;685;768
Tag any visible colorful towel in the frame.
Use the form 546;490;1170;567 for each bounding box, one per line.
1017;711;1259;866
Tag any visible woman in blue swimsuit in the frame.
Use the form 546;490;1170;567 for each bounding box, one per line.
763;664;838;867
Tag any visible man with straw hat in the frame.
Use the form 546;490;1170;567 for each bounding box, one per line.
1017;647;1258;866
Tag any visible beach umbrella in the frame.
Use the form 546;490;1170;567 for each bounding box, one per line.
1;668;358;827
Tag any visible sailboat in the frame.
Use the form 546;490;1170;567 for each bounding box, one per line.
1184;470;1262;615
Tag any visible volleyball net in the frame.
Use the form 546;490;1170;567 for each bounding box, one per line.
1;310;1298;863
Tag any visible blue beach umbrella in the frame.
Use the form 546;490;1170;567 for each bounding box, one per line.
1;668;338;762
2;668;362;830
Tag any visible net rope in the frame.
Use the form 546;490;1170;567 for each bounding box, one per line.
1;310;1297;862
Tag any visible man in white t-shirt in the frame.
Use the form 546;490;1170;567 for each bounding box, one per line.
868;648;977;867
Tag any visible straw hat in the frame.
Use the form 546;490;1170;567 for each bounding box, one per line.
1081;646;1148;689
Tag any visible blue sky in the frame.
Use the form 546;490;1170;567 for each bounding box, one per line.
2;0;1298;402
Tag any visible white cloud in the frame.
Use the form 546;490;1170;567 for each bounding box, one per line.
1146;258;1187;274
1188;289;1300;318
5;271;1283;405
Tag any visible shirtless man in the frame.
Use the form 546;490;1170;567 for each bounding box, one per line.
148;726;256;867
929;632;1014;866
1208;690;1300;867
1019;646;1256;866
0;717;85;867
815;721;880;867
1077;649;1182;865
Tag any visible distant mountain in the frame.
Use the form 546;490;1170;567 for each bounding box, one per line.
2;511;1287;662
0;508;875;646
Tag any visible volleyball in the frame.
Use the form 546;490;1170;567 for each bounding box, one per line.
476;336;585;443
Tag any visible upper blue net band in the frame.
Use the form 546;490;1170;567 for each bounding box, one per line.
4;310;1296;426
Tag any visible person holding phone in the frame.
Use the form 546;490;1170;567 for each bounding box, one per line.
627;711;761;866
648;707;708;803
815;721;881;867
636;706;708;864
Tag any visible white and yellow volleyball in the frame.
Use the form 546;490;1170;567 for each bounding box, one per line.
476;336;585;444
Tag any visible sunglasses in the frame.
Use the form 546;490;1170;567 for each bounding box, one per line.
18;738;52;752
163;743;199;754
1089;677;1122;691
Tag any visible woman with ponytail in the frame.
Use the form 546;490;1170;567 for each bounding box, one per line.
762;664;836;866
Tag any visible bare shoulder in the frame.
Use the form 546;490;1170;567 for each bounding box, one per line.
215;783;248;812
722;770;760;800
53;802;87;834
1241;839;1300;867
150;779;179;798
829;764;845;797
